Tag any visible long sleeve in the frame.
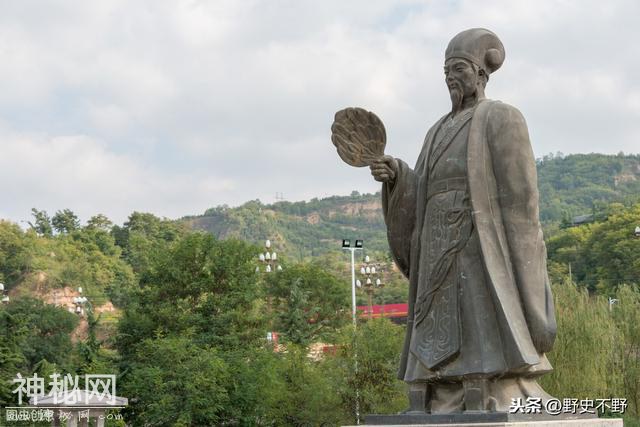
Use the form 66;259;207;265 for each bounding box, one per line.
381;159;418;279
487;103;557;353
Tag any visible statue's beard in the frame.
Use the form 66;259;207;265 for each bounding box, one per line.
448;85;464;113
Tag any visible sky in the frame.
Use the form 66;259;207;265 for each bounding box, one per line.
1;0;639;226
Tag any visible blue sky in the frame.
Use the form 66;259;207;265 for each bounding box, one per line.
1;0;639;225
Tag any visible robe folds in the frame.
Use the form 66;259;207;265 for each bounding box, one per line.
382;99;557;382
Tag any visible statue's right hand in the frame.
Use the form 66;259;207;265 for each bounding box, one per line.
369;155;398;183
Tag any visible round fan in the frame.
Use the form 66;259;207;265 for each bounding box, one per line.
331;107;386;167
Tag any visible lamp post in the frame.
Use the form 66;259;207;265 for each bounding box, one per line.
356;255;384;319
342;239;363;326
73;287;88;316
342;238;363;425
0;283;9;304
257;239;282;347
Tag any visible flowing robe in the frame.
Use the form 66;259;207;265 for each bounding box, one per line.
382;100;556;383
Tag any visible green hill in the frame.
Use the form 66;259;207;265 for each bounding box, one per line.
182;193;388;260
537;152;640;223
182;153;640;258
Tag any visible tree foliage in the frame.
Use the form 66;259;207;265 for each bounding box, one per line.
28;208;53;237
324;318;407;423
122;337;231;427
117;233;265;354
537;152;640;223
4;298;79;372
0;307;28;406
547;203;640;291
265;262;350;345
112;212;188;276
52;209;80;234
259;346;344;426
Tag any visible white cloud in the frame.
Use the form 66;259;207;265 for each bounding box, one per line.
0;0;639;225
0;125;234;224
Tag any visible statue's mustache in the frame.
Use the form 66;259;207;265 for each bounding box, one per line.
447;80;462;92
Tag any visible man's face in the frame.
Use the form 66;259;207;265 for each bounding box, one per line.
444;58;478;109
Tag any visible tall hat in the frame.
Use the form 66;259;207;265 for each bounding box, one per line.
445;28;505;75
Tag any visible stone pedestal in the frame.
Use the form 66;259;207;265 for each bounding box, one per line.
342;412;623;426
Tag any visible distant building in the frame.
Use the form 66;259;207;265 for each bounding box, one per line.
357;303;408;325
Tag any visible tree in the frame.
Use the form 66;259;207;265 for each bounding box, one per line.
86;214;113;231
0;221;35;287
52;209;80;234
260;346;343;426
265;262;350;345
278;278;314;345
0;307;27;406
28;208;53;237
546;203;640;293
112;212;188;275
116;234;266;357
582;203;640;291
115;234;275;425
323;318;407;423
4;297;79;372
122;337;231;426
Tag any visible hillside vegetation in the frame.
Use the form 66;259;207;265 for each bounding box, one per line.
183;153;640;258
538;152;640;223
183;192;388;259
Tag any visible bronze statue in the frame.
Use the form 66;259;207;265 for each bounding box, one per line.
332;28;557;414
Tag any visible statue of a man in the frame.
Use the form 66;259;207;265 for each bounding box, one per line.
369;28;557;413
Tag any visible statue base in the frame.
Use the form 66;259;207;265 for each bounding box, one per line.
343;412;622;426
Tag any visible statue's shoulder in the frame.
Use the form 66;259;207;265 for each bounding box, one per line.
482;99;527;127
479;100;532;152
428;113;449;131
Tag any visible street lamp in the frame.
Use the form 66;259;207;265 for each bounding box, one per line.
342;238;364;425
256;239;283;348
356;255;384;319
0;283;9;304
73;287;88;315
257;239;283;273
342;239;363;325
